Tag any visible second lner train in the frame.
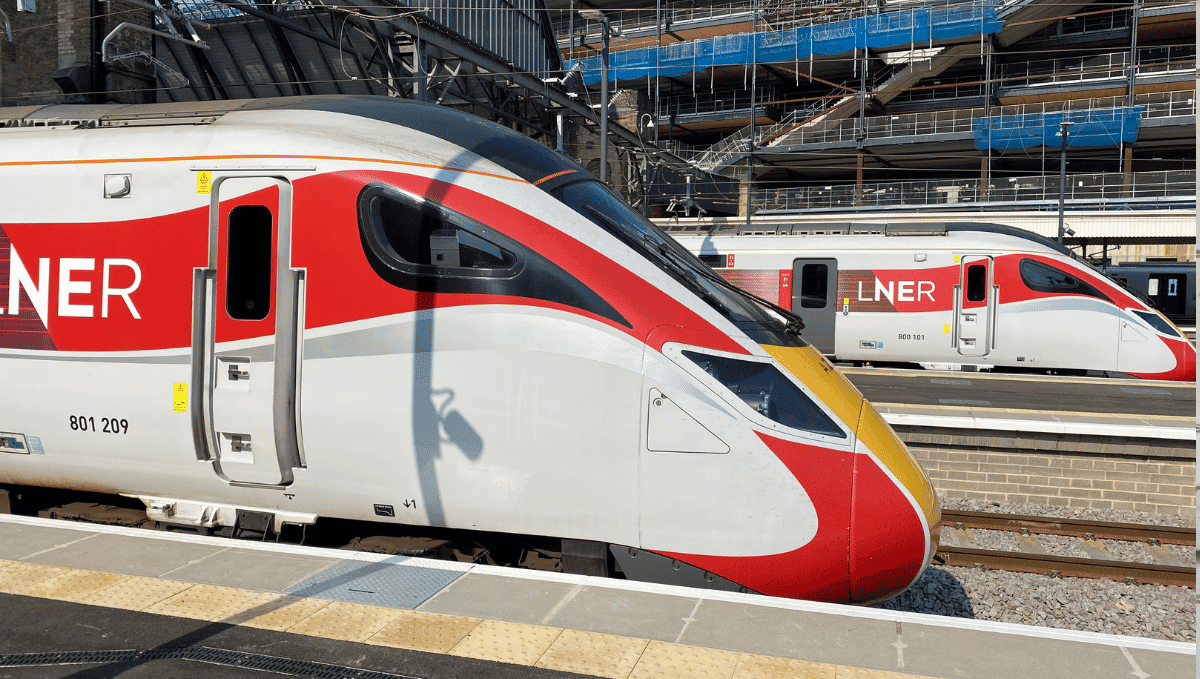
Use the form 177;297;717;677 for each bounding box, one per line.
666;221;1195;381
0;96;938;604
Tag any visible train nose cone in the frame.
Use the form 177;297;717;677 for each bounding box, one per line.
849;403;940;604
1178;340;1196;381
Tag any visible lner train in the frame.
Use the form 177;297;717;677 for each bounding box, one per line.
666;222;1195;381
0;96;938;604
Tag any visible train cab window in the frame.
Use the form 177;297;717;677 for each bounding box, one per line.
681;350;845;439
1019;258;1111;302
965;264;987;303
799;264;828;309
226;205;273;321
359;184;518;278
1130;309;1181;337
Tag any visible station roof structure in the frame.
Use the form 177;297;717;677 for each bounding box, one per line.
545;0;1196;217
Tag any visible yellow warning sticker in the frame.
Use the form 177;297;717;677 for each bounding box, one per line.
954;255;960;263
173;383;188;413
197;171;212;194
943;324;950;334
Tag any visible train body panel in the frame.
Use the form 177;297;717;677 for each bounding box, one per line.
672;227;1194;381
1101;262;1195;327
0;96;938;604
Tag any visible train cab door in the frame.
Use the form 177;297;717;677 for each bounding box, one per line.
791;259;837;354
955;256;994;357
191;175;304;488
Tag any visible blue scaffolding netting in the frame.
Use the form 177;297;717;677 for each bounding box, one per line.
973;107;1143;151
565;3;1003;85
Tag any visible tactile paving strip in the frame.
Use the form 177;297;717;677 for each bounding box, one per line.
16;568;122;602
536;628;649;679
288;601;402;643
629;639;741;679
145;584;265;622
449;619;563;665
0;561;69;595
285;560;462;610
78;575;192;611
369;610;482;654
735;654;838;679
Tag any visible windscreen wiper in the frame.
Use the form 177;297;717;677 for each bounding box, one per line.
650;240;807;337
583;205;732;317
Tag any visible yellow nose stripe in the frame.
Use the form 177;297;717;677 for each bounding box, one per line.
760;344;863;432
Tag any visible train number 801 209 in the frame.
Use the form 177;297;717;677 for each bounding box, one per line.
70;416;130;434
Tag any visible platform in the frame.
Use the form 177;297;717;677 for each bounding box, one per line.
842;368;1196;419
0;514;1192;679
842;368;1196;442
874;402;1194;442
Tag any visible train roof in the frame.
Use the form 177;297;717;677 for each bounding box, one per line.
0;95;581;186
1104;261;1195;271
662;220;1073;257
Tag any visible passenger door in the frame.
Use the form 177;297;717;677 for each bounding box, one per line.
1146;273;1188;321
955;256;993;357
791;259;837;354
191;176;304;488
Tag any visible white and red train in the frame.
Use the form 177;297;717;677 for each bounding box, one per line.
0;96;938;604
666;222;1195;382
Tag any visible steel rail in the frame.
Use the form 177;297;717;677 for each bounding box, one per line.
933;545;1196;588
940;510;1196;546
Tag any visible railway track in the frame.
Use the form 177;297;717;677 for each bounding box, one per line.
936;510;1196;588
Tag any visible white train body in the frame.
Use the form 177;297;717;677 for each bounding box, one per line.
669;224;1195;381
0;97;938;604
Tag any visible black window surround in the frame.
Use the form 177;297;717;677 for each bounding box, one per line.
357;182;630;328
1019;258;1112;303
359;183;522;280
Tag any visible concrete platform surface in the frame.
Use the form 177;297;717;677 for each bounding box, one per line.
873;402;1194;441
0;514;1192;679
843;368;1195;423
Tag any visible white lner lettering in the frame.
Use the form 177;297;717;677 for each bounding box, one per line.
5;247;50;322
917;281;935;301
103;259;142;319
857;279;936;303
58;258;96;318
2;246;141;322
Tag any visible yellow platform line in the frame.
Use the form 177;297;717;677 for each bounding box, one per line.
0;558;938;679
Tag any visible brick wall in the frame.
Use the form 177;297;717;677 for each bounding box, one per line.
1;0;66;103
910;447;1196;516
1;0;153;105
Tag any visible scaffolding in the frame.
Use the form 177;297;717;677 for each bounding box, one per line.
565;0;1002;86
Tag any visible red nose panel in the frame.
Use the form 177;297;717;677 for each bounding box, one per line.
849;452;929;603
1128;337;1196;382
655;432;854;602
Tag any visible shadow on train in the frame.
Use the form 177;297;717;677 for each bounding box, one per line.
409;151;490;530
873;567;976;618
